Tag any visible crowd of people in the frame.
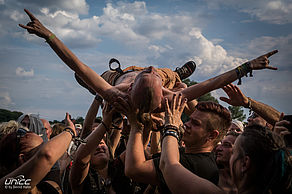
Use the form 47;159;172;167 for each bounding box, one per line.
0;9;291;194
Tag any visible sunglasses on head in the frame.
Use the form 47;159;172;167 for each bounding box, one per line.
16;128;28;138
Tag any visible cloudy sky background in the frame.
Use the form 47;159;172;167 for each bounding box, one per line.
0;0;291;121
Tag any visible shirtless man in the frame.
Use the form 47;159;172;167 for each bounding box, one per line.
19;9;278;114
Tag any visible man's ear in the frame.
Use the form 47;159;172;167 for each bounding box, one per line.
241;155;251;174
208;130;219;141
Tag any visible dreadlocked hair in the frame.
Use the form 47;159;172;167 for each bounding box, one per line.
196;101;232;146
240;125;292;193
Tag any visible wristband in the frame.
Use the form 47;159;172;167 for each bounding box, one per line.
235;61;253;85
247;97;252;114
95;94;103;103
164;124;179;132
162;130;179;141
46;34;56;43
64;127;75;138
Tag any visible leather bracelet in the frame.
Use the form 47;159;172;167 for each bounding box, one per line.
95;94;103;103
64;127;75;138
162;130;179;141
164;124;179;132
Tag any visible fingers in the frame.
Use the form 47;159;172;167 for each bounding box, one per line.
165;98;170;114
279;112;284;121
222;84;235;97
18;24;34;31
176;93;183;111
263;50;278;58
280;131;291;137
172;94;177;112
65;112;70;121
219;97;231;104
179;98;188;113
262;50;278;70
266;66;278;70
24;9;37;21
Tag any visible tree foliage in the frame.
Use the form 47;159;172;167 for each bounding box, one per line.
228;105;246;121
0;109;23;123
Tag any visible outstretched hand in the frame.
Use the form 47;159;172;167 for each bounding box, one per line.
64;112;77;136
19;9;51;39
102;102;116;127
250;50;278;70
220;83;249;107
164;93;187;128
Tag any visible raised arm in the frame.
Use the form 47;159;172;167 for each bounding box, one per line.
159;94;224;194
114;96;159;185
220;83;280;125
0;113;76;194
180;50;278;102
69;103;114;192
81;96;102;139
19;9;120;102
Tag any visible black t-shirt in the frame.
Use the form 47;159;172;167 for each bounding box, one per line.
82;157;135;194
153;148;219;194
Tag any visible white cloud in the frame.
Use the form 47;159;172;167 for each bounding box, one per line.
0;0;4;5
247;34;292;70
206;0;292;24
16;67;34;77
9;10;23;21
0;92;14;107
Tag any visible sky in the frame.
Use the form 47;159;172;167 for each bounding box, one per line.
0;0;291;121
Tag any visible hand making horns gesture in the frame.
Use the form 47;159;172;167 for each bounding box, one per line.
19;9;52;39
250;50;278;70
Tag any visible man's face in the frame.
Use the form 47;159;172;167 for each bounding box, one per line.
182;110;210;147
215;135;237;166
247;112;266;127
229;135;244;187
21;115;30;129
228;123;243;134
42;120;52;139
91;139;110;169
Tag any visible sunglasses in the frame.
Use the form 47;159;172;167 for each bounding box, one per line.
16;128;28;138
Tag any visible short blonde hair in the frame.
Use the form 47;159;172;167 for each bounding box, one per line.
0;120;25;141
